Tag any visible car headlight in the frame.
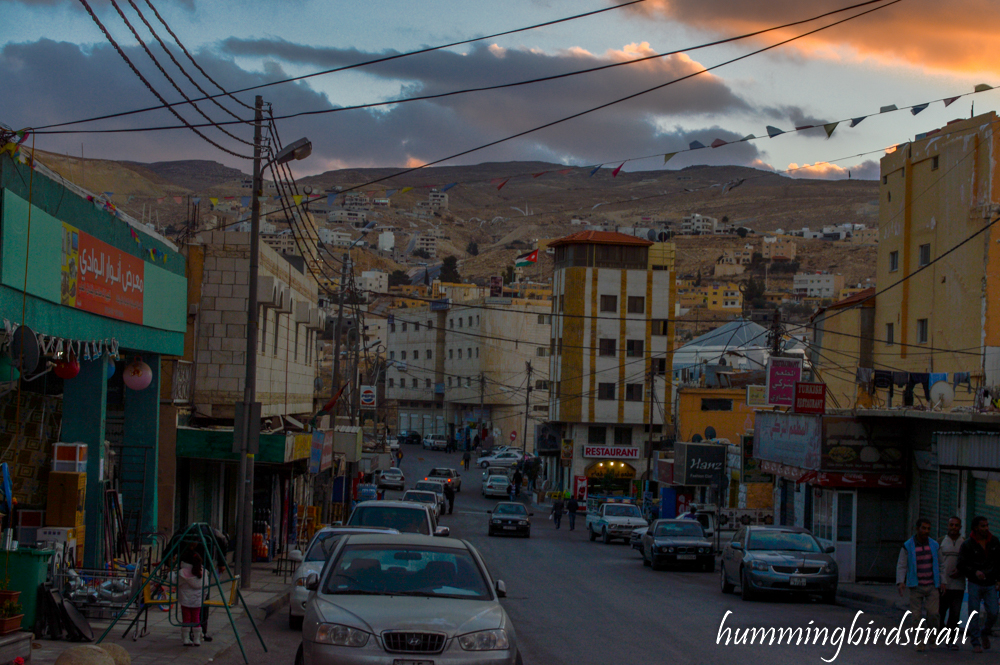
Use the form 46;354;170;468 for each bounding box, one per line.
314;624;370;647
660;546;669;554
518;520;528;526
820;562;838;574
458;629;510;651
295;577;307;587
667;547;675;553
698;547;708;554
492;519;501;524
749;560;770;571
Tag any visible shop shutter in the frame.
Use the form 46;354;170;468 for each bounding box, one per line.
919;470;959;538
399;413;409;432
972;477;1000;529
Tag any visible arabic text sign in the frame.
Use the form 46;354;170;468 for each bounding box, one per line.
62;222;144;324
746;385;768;407
753;411;822;470
765;357;803;407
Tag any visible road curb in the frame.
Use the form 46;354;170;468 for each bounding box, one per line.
255;588;291;622
836;587;905;611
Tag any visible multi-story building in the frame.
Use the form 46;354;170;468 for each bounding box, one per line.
850;227;879;245
377;231;395;252
793;272;845;299
343;192;371;210
328;209;368;225
761;236;797;261
359;270;388;298
260;231;299;256
428;190;449;210
547;231;674;495
384;298;550;451
697;282;743;312
412;234;438;258
679;213;717;235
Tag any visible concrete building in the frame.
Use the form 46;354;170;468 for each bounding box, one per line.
328;209;368;225
851;227;879;245
761;236;797;261
343;192;371;210
413;234;438;258
359;270;388;298
679;213;717;235
793;272;845;299
428;190;449;210
547;231;675;496
260;231;299;256
377;231;395;252
809;288;875;409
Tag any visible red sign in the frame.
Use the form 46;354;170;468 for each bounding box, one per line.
573;476;588;502
321;431;334;471
61;223;144;324
759;460;905;488
510;431;517;442
794;382;827;415
583;446;641;460
766;357;802;406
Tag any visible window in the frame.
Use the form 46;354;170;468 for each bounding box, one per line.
652;320;668;336
412;378;418;388
467;377;472;387
467;348;472;358
625;384;643;402
390;351;396;360
598;383;616;400
427;320;433;329
889;251;899;272
882;175;888;185
388;378;394;388
476;316;480;325
588;426;606;444
426;350;432;359
613;427;632;446
627;296;645;314
413;349;419;360
599;338;617;356
425;379;431;388
458;349;463;359
932;155;940;170
468;316;473;326
651;358;667;375
537;314;550;325
550;339;556;356
626;339;644;357
887;191;892;203
555;381;561;397
448;377;453;387
558;338;563;355
535;380;549;390
449;319;454;329
919;243;931;267
448;349;453;359
401;351;407;360
701;398;733;411
458;318;463;328
559;296;565;313
402;322;407;332
917;318;929;344
390;323;396;333
475;348;479;358
600;295;618;312
886;323;894;346
536;347;550;357
414;322;420;331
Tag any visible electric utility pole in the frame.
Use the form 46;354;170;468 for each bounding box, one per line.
522;361;532;454
331;253;349;412
479;372;485;447
645;364;656;483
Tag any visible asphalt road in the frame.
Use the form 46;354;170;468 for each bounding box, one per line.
217;448;954;664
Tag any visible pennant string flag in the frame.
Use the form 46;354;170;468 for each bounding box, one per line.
399;187;414;194
944;96;960;107
823;122;839;138
850;117;866;128
710;139;728;148
589;165;602;176
663;152;676;165
765;126;785;138
911;103;929;116
293;194;303;205
611;162;625;177
241;196;250;207
689;140;706;150
441;183;458;192
496;178;510;191
879;104;898;113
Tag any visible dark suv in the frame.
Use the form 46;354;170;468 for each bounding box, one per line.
397;431;422;446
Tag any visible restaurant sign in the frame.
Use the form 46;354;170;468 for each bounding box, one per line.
765;357;803;407
62;222;144;324
583;446;640;460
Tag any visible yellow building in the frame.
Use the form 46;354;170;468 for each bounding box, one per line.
873;112;1000;406
810;288;875;409
701;283;743;312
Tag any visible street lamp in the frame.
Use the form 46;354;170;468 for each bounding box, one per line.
235;93;311;588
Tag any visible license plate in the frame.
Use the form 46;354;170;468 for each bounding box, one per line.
504;526;517;530
677;554;696;560
393;661;433;665
790;577;807;586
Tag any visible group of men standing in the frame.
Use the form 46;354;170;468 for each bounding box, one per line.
897;515;1000;652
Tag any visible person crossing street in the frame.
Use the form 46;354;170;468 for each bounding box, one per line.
443;481;455;515
462;450;471;471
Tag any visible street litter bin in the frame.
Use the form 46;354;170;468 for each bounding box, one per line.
4;547;54;629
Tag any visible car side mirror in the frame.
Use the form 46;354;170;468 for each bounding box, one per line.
486;510;492;514
824;545;835;554
731;542;743;551
288;549;304;563
434;526;450;537
528;513;534;517
495;580;507;598
305;572;319;591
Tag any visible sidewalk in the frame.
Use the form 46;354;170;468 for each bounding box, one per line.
31;561;293;665
837;582;908;612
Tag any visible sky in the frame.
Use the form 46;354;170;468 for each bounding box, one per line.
1;0;997;181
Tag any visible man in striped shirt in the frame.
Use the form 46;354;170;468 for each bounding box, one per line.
897;517;943;651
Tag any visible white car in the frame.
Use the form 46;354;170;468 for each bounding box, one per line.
483;475;512;498
402;489;441;517
287;526;399;629
413;480;447;513
423;434;448;451
479;451;523;468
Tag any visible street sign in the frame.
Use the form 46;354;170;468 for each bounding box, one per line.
510;431;517;442
793;382;826;415
765;357;803;406
746;385;768;407
359;385;376;408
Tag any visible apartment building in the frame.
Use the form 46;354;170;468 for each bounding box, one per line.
260;231;299;256
679;213;718;235
851;227;879;245
328;209;368;225
377;231;395;252
412;234;438;257
761;236;797;261
793;272;845;299
359;270;388;297
547;231;675;495
428;190;449;210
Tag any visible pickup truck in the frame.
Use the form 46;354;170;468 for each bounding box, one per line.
587;502;648;544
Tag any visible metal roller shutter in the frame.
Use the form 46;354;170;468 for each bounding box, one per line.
972;477;1000;528
919;470;959;538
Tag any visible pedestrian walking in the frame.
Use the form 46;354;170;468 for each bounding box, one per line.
551;495;565;529
512;469;523;498
177;551;206;647
443;482;455;515
508;479;516;501
896;518;943;652
473;434;481;450
462;450;471;471
566;494;580;531
940;516;966;649
959;515;1000;652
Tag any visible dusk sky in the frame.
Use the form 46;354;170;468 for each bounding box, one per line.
1;0;996;180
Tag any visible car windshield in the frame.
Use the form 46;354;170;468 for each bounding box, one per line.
324;545;492;600
415;482;442;493
430;469;452;477
488;476;509;485
747;531;822;552
305;532;345;561
605;505;641;518
403;491;437;505
348;506;430;535
653;522;705;538
384;469;402;477
494;504;527;516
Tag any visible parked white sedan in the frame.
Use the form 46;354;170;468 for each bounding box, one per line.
478;451;523;468
483;475;512;498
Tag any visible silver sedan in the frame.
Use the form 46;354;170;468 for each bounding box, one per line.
296;534;522;665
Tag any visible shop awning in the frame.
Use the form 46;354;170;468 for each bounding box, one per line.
176;427;312;464
936;432;1000;470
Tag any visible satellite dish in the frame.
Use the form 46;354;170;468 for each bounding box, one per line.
303;185;314;195
647;229;657;241
9;326;40;374
705;426;717;440
930;381;954;409
657;231;669;242
691;434;704;443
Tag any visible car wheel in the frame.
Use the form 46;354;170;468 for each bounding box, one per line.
294;643;305;665
481;461;489;468
289;611;303;630
822;587;837;605
703;560;715;573
602;528;610;544
515;648;524;665
740;568;755;601
642;546;651;567
720;566;735;594
589;526;597;542
524;530;530;539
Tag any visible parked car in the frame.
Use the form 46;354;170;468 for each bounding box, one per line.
720;525;837;603
487;502;532;538
287;526;399;629
397;431;422;446
296;534;521;665
482;465;511;482
640;519;715;572
630;526;648;551
483;475;512;498
346;500;449;538
374;468;404;491
478;444;511;458
586;502;648;544
423;434;449;451
427;467;462;492
413;480;447;513
478;451;523;468
402;490;441;518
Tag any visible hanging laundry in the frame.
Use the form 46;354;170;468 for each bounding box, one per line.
929;372;948;386
873;370;893;389
908;372;931;401
892;371;908;387
954;372;972;393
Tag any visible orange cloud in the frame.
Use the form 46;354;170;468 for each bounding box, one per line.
405;156;424;168
613;0;1000;75
786;159;879;180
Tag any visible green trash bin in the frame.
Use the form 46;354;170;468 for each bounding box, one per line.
3;548;54;630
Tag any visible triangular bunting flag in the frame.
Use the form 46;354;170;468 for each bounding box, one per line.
293;195;303;205
103;192;114;199
156;197;165;203
710;139;728;148
15;131;29;146
400;187;414;194
532;172;547;178
224;196;234;200
496;178;510;190
241;196;250;207
911;103;930;116
559;168;573;175
192;197;201;205
327;194;336;206
209;197;218;207
850;117;866;127
174;196;183;204
663;152;677;164
739;134;756;142
765;126;785;138
689;140;706;150
975;83;994;92
944;96;960;107
272;195;281;201
589;165;602;176
385;190;397;197
879;104;898;113
794;125;815;131
823;122;839;138
441;183;457;192
611;162;625;177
